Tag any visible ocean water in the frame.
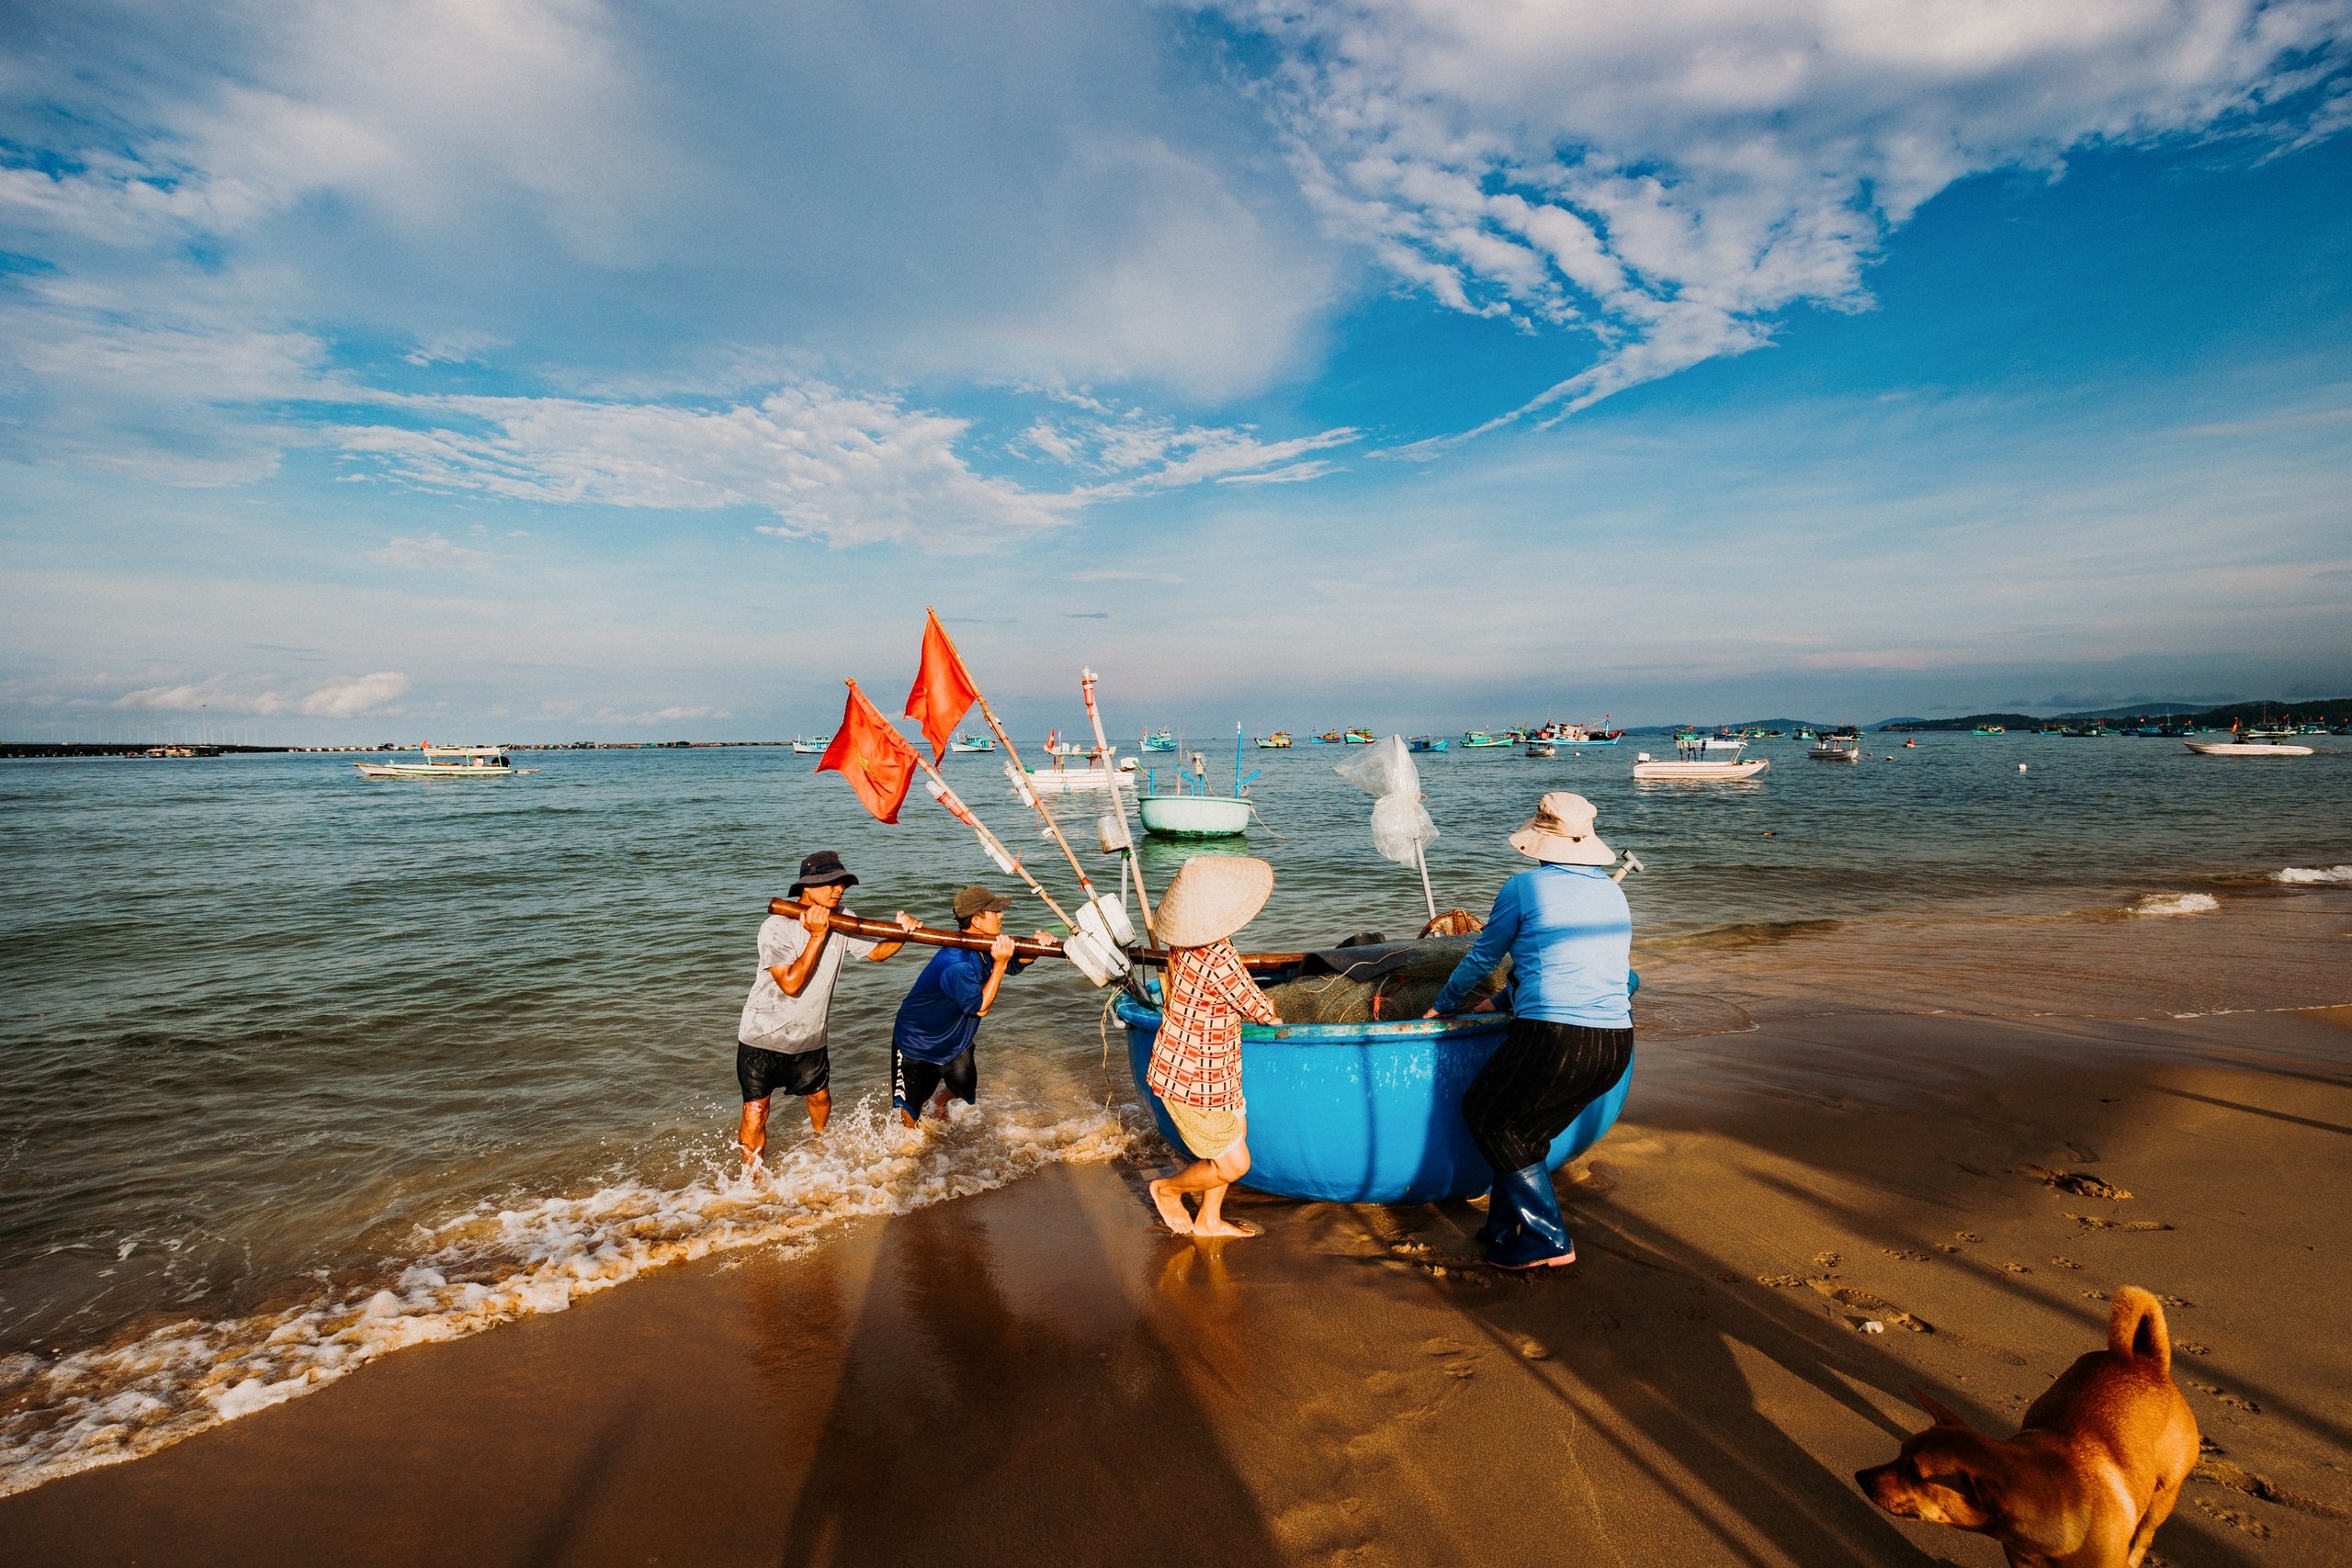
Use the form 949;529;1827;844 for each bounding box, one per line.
2;733;2347;1492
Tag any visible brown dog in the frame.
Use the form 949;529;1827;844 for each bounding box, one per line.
1854;1286;2199;1568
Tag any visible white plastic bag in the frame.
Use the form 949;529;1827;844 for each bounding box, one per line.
1336;736;1437;868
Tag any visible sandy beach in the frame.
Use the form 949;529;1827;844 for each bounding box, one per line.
4;889;2348;1567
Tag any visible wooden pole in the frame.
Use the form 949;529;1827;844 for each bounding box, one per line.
770;897;1303;970
1080;667;1154;941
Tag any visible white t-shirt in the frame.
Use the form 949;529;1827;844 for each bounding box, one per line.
738;914;876;1054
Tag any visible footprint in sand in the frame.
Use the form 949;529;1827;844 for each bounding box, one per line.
1813;1250;1842;1269
2018;1165;2133;1201
2066;1213;2173;1232
2191;1382;2259;1414
2052;1256;2081;1269
1757;1272;1804;1287
2179;1340;2210;1356
2004;1262;2032;1274
1807;1278;1935;1334
2194;1496;2274;1539
1955;1231;1983;1243
1883;1247;1931;1262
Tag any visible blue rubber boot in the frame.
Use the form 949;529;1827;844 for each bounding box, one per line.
1474;1180;1522;1249
1483;1164;1576;1269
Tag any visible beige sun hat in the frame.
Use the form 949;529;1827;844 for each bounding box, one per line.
1508;792;1615;867
1153;854;1275;948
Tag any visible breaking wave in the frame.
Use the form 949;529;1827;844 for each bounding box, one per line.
2131;892;2220;917
2272;865;2352;885
0;1095;1138;1499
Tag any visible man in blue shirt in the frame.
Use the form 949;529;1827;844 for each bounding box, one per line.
891;886;1046;1127
1426;793;1634;1270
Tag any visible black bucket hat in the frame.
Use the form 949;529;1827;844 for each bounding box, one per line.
789;850;859;898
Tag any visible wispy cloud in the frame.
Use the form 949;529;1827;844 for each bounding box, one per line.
1233;0;2352;445
113;670;412;717
371;533;492;571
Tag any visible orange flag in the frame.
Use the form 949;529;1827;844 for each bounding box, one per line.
904;608;983;761
817;680;918;823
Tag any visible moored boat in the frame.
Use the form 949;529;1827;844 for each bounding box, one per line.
790;735;829;754
1458;731;1512;749
1343;728;1375;744
1634;736;1770;781
356;743;530;779
948;733;995;753
1524;741;1557;758
1255;731;1294;749
2184;740;2312;757
1407;736;1450;752
1139;728;1177;752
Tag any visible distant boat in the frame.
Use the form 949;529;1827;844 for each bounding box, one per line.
1972;725;2006;735
1307;730;1343;745
948;733;995;753
1458;731;1512;750
1634;736;1770;782
1407;736;1450;753
791;735;829;754
1343;728;1375;744
1524;741;1557;758
1809;730;1862;761
356;743;531;779
2185;740;2312;757
1139;728;1177;752
1255;731;1294;749
1140;728;1256;837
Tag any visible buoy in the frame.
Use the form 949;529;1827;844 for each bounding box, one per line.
2018;763;2029;773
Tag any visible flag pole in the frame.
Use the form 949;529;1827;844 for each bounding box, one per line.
1080;667;1155;941
928;610;1105;906
912;754;1080;930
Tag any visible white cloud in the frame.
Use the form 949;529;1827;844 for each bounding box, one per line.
1234;0;2352;439
112;670;411;716
372;533;492;571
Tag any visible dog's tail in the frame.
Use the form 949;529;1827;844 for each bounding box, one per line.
2109;1285;2170;1371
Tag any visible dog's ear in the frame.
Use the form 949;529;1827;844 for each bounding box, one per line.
1908;1386;1971;1429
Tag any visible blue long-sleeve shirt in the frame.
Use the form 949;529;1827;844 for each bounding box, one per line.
1430;863;1632;1028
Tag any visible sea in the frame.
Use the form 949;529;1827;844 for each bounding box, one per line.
3;733;2347;1494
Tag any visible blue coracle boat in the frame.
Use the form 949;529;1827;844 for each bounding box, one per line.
1116;979;1633;1204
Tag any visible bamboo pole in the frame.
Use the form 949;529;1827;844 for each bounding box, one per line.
770;897;1303;969
1080;667;1154;940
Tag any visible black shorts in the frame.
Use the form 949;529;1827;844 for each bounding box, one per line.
891;1045;976;1113
738;1042;830;1102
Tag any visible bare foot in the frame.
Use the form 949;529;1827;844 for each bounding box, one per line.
1190;1218;1261;1239
1148;1179;1194;1235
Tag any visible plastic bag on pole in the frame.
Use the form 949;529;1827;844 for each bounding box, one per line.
1336;735;1437;868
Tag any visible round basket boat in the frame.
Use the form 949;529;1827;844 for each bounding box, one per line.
1116;989;1632;1204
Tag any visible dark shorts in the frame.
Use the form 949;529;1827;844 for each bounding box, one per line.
1460;1019;1633;1173
891;1045;976;1114
738;1042;830;1102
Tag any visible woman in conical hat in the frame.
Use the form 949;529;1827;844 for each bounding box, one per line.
1423;793;1633;1269
1145;855;1282;1238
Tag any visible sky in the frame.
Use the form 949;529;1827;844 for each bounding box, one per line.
4;0;2350;740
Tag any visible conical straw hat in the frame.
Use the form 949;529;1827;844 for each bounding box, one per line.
1154;855;1274;948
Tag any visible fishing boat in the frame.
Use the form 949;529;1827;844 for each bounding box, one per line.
1139;728;1177;752
948;733;995;753
790;735;829;754
1407;736;1450;753
1117;981;1630;1202
1020;757;1136;794
355;743;532;779
1043;729;1086;758
1633;736;1770;781
2185;740;2312;757
1255;731;1294;749
1458;731;1512;750
1524;741;1557;758
1343;728;1375;744
1809;729;1862;761
1138;729;1256;837
1972;725;2006;735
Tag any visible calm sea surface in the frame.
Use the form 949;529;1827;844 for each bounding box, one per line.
3;733;2347;1490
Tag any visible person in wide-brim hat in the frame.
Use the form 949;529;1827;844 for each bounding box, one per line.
1145;855;1281;1240
1422;794;1634;1271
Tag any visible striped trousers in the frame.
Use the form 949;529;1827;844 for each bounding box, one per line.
1461;1019;1634;1173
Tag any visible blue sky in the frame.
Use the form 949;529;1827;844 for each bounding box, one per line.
4;0;2349;740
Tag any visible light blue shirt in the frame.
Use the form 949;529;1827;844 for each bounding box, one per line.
1431;863;1632;1028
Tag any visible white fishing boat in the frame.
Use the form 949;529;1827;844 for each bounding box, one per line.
2184;740;2312;757
1633;736;1770;781
1809;729;1862;761
355;743;533;779
948;733;995;753
1023;764;1137;794
790;735;829;754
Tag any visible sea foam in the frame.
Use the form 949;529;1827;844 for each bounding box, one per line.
0;1095;1139;1499
2131;892;2220;917
2273;865;2352;885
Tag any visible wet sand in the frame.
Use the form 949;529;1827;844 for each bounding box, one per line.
4;895;2350;1566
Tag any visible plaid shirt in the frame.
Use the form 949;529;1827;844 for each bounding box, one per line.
1147;939;1277;1111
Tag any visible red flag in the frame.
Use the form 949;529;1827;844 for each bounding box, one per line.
904;608;983;762
817;680;918;823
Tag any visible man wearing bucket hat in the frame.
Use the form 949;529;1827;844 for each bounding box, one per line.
737;851;920;1174
1146;855;1283;1238
888;886;1051;1128
1423;794;1634;1269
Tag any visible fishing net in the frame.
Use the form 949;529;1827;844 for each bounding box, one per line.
1259;935;1510;1024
